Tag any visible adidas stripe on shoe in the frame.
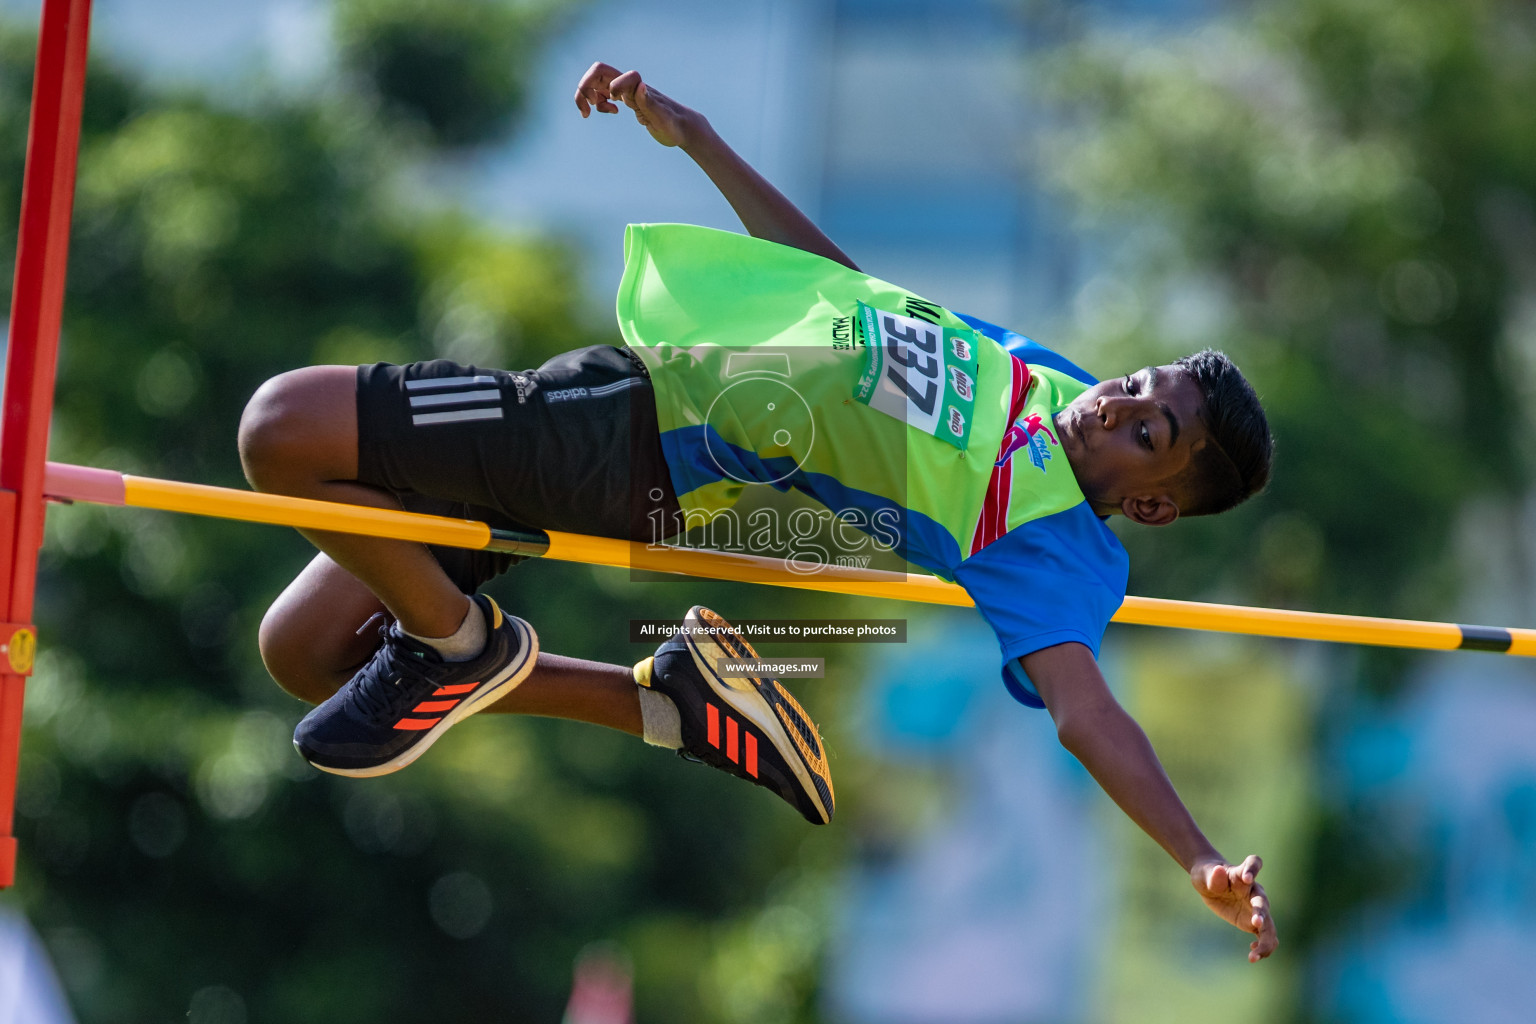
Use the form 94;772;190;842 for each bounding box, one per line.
638;606;834;825
293;594;538;777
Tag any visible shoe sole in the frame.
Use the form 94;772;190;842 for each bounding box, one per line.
682;607;832;824
306;614;539;779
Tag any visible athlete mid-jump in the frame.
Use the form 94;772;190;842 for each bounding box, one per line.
238;61;1279;963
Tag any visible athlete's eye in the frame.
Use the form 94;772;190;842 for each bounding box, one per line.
1139;423;1152;450
1123;374;1136;394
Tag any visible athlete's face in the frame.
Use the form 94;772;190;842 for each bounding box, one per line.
1054;365;1209;525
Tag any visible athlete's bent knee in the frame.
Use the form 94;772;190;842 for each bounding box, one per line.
258;603;357;705
238;366;357;494
257;609;320;703
240;371;308;491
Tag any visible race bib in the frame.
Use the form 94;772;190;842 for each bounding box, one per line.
853;302;979;451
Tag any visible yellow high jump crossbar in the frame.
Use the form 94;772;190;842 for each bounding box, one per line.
40;461;1536;657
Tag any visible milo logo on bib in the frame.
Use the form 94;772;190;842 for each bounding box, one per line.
948;366;974;402
853;301;980;451
947;406;966;439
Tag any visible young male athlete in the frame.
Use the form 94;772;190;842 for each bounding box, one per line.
238;62;1279;962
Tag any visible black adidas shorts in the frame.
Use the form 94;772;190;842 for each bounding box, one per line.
355;346;682;592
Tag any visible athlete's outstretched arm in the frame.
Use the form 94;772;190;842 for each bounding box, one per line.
1022;642;1280;963
574;61;859;271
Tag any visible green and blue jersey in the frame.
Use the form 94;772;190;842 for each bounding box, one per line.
616;224;1128;708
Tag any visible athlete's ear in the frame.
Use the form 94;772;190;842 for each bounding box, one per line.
1122;493;1179;527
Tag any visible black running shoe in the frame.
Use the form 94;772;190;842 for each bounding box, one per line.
636;606;834;825
293;595;538;777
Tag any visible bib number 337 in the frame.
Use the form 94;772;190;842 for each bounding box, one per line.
853;301;979;451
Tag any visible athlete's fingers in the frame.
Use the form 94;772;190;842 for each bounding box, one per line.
578;60;618;85
575;93;619;116
611;69;644;109
575;92;618;117
632;83;655;121
1250;911;1279;961
1202;863;1230;894
574;61;621;117
1236;854;1263;886
1248;882;1277;960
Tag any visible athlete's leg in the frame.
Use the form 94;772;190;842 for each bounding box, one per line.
252;350;687;775
260;552;642;735
498;654;642;736
238;365;472;638
257;553;388;702
261;561;832;821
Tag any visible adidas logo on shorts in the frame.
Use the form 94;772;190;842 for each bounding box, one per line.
543;378;647;404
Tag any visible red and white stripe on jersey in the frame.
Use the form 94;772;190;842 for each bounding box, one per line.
968;358;1035;556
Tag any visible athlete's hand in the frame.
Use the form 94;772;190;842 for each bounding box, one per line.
573;62;705;149
1190;854;1278;962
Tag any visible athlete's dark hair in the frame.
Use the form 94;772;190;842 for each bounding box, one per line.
1173;350;1272;516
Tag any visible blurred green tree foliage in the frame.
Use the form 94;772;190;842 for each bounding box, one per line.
1038;0;1536;621
0;13;849;1024
1034;0;1536;984
332;0;568;147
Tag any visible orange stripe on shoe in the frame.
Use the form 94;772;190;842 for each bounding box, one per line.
727;716;739;764
745;732;758;777
708;703;720;747
393;717;441;731
412;699;460;713
432;683;478;695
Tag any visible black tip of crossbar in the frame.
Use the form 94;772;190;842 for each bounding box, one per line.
1457;624;1513;653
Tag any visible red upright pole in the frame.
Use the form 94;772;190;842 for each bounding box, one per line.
0;0;94;888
